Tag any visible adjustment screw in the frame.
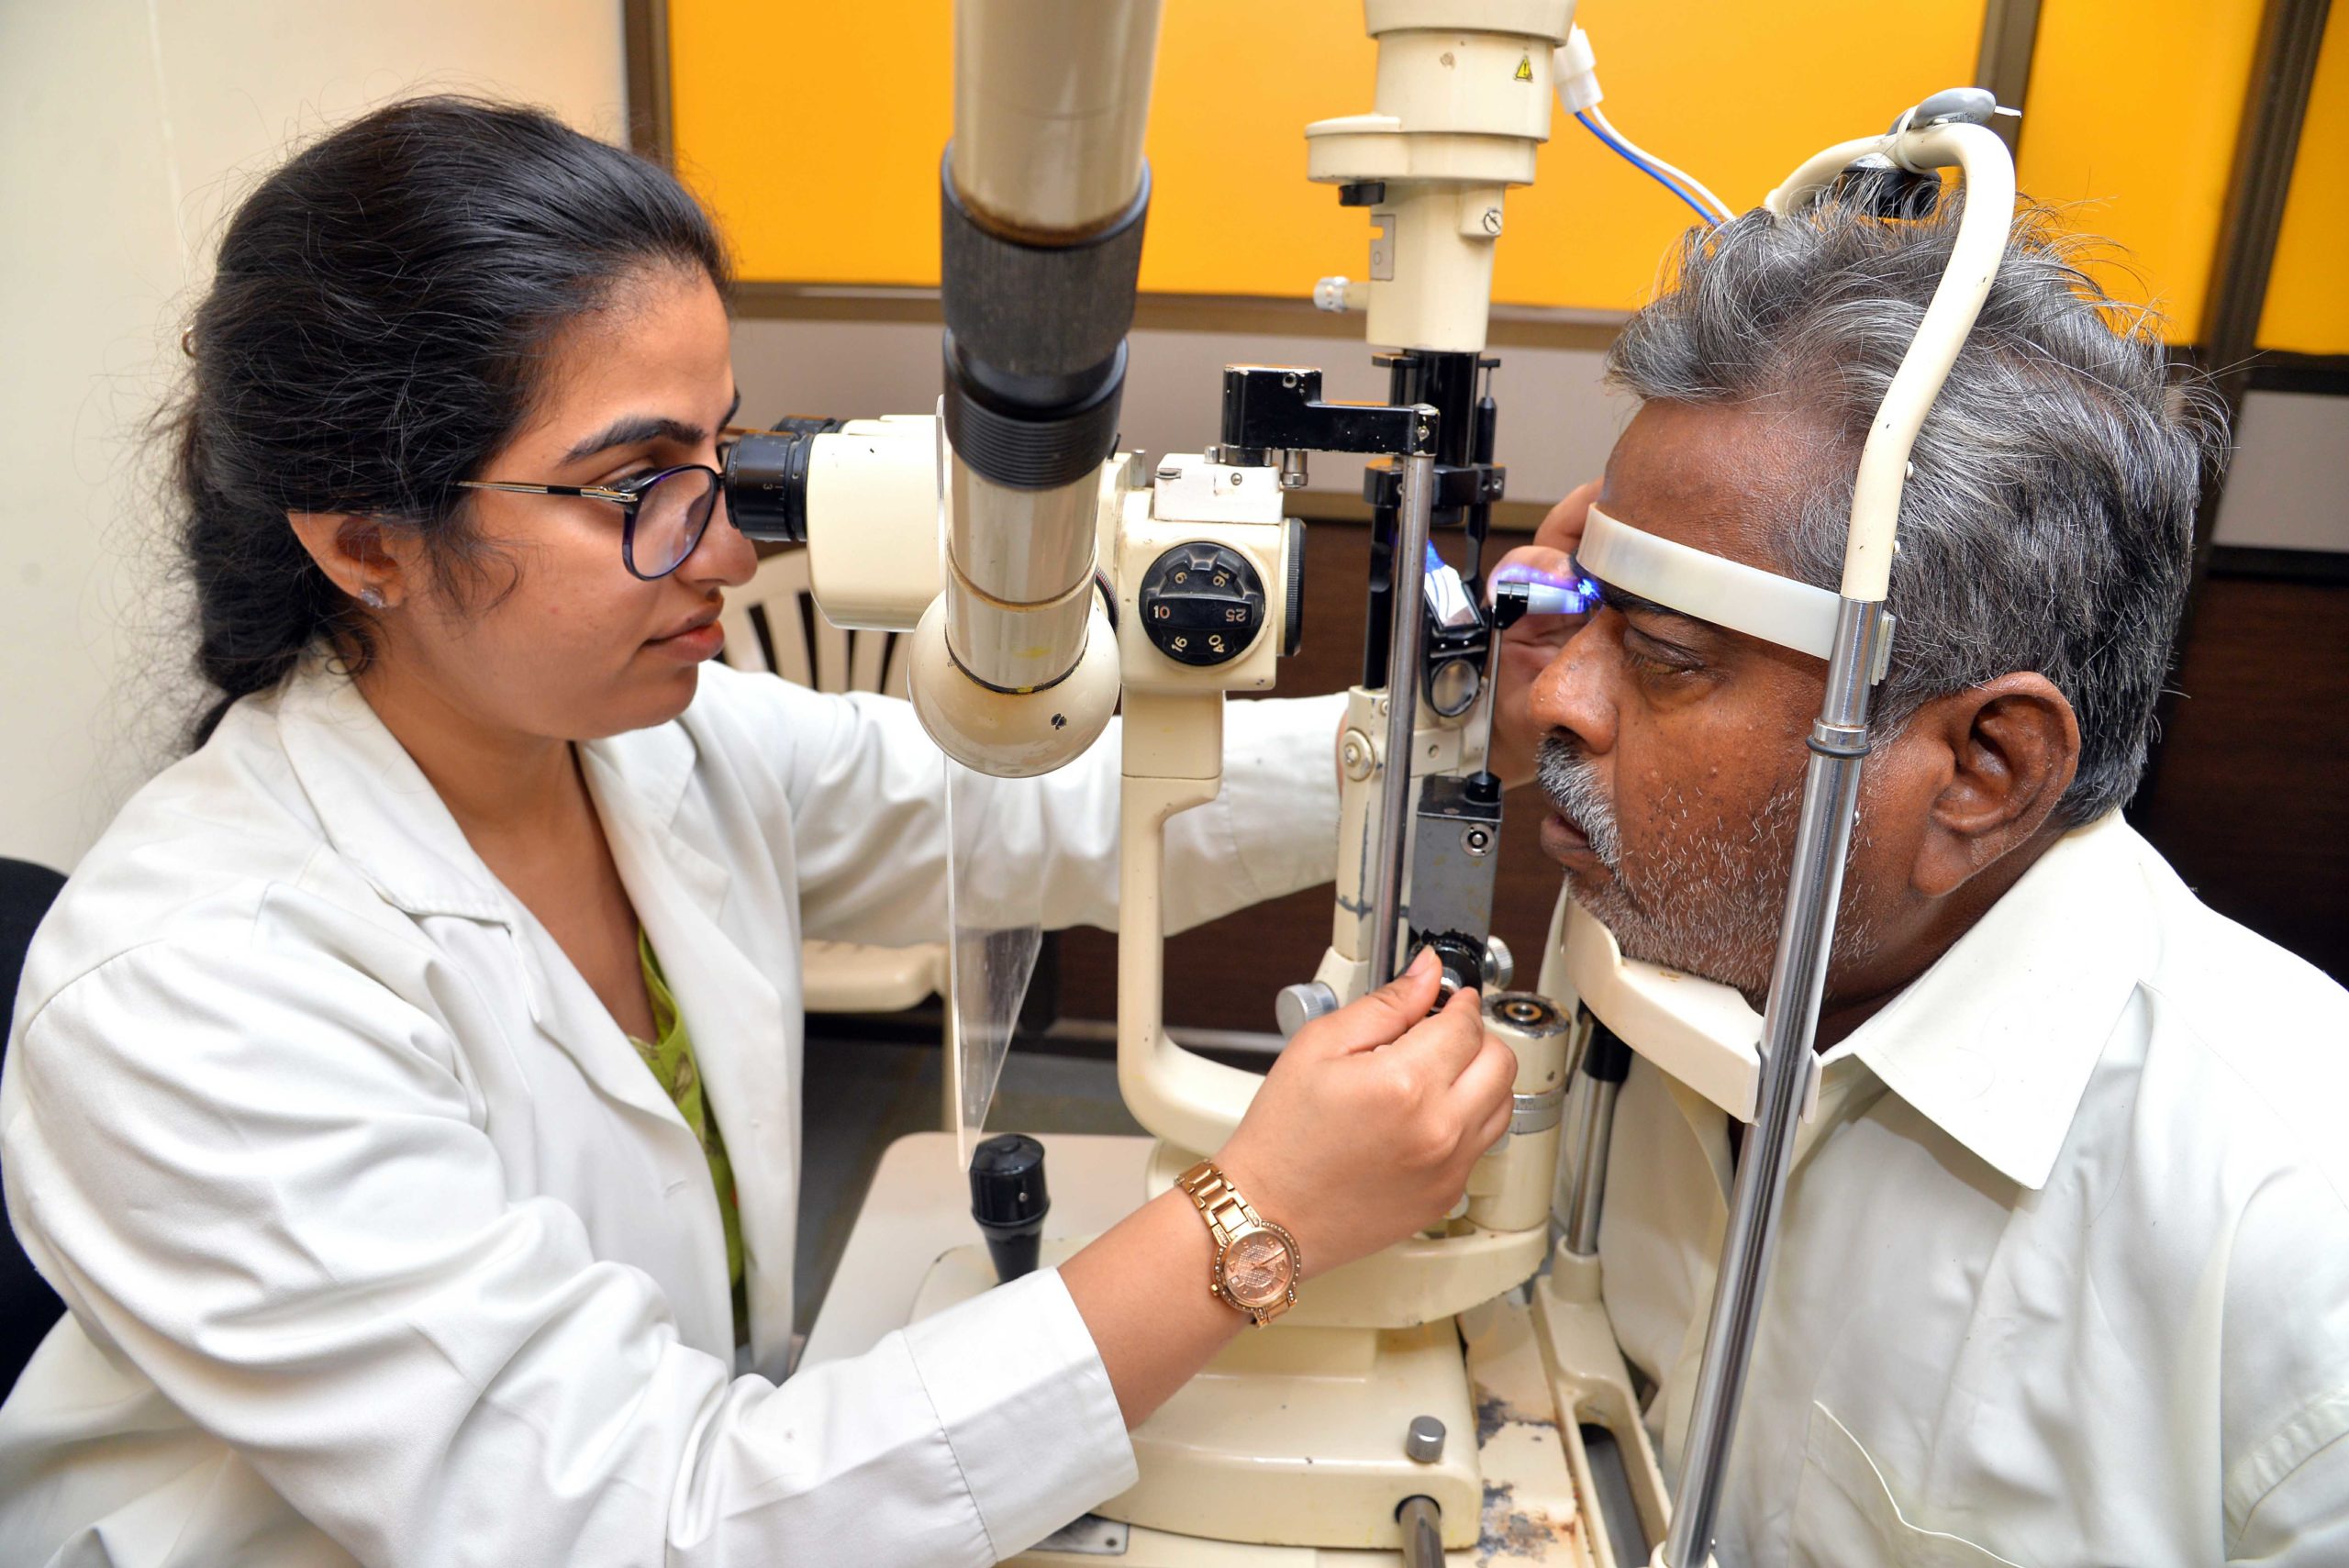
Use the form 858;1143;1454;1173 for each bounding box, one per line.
1405;1416;1446;1463
1275;981;1341;1040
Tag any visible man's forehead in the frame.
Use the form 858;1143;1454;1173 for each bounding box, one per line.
1598;399;1831;574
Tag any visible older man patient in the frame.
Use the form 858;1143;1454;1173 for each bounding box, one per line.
1500;193;2349;1564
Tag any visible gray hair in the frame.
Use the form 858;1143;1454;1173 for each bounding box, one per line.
1605;183;2230;824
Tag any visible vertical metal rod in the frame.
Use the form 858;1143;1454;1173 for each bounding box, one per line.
1368;447;1438;984
1661;596;1884;1568
1397;1497;1444;1568
1564;1076;1620;1256
1564;1021;1632;1256
1467;615;1507;774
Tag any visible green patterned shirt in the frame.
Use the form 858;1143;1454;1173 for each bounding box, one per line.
629;931;749;1345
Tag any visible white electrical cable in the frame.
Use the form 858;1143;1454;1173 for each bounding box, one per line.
1555;28;1734;223
1584;104;1733;221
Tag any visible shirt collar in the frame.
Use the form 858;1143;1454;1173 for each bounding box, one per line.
273;659;511;921
271;657;701;922
1824;810;2157;1190
580;699;698;834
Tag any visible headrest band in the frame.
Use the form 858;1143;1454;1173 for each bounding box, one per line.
1576;506;1873;662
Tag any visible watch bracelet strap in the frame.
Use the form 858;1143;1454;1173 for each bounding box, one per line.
1176;1160;1261;1249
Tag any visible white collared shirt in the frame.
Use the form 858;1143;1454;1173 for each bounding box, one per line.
1599;813;2349;1565
0;660;1342;1568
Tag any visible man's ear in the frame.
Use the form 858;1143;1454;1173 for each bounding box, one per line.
286;513;417;609
1904;673;2082;897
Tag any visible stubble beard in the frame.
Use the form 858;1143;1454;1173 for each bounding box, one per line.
1535;735;1879;1002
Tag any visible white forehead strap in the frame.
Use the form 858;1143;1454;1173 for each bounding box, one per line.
1576;505;1888;662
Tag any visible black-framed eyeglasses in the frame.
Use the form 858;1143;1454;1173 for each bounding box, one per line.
456;462;723;581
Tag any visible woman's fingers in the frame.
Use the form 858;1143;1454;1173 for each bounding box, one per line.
1445;1029;1519;1138
1387;982;1488;1083
1472;1086;1513;1155
1533;478;1600;555
1486;479;1598;602
1291;948;1445;1058
1486;542;1580;593
1489;477;1598;609
1486;479;1602;787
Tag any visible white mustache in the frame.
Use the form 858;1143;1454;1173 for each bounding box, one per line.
1536;737;1623;869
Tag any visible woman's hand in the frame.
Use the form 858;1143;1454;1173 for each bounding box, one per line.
1061;950;1513;1428
1214;949;1517;1278
1486;479;1599;786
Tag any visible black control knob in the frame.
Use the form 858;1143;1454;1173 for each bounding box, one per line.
1413;932;1488;1005
1138;543;1266;667
968;1133;1049;1284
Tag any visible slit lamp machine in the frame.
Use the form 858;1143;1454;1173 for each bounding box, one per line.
719;4;2019;1562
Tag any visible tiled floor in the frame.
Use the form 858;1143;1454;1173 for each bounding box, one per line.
793;1033;1143;1336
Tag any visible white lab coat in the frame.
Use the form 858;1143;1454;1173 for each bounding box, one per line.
0;657;1343;1568
1601;813;2349;1565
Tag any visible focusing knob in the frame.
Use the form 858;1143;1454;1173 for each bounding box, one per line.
1412;933;1487;1006
1275;980;1340;1040
1139;543;1266;667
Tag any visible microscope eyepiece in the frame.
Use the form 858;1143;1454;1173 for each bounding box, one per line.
721;416;848;545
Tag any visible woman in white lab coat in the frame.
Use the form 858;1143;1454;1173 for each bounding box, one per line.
0;98;1520;1567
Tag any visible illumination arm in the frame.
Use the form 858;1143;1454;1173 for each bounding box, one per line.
910;0;1164;777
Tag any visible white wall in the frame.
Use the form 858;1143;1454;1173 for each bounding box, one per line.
2212;390;2349;554
0;0;627;873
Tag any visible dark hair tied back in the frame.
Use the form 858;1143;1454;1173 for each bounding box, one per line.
173;95;729;743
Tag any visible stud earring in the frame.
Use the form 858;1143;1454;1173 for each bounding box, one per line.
359;586;387;610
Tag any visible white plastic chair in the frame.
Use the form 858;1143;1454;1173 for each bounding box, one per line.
720;550;951;1025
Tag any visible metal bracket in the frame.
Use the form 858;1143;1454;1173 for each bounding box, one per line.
1218;365;1438;461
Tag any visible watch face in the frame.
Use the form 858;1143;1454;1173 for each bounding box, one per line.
1221;1229;1295;1310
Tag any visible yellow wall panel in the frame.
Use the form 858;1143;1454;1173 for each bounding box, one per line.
670;0;1983;312
668;2;955;288
2017;0;2265;343
1484;0;1983;310
2256;3;2349;355
1125;7;1379;298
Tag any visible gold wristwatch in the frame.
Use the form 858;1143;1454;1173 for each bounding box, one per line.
1176;1160;1301;1327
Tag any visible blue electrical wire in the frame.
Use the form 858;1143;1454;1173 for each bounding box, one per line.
1575;110;1719;228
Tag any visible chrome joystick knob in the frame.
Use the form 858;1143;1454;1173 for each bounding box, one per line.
1275;981;1340;1040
